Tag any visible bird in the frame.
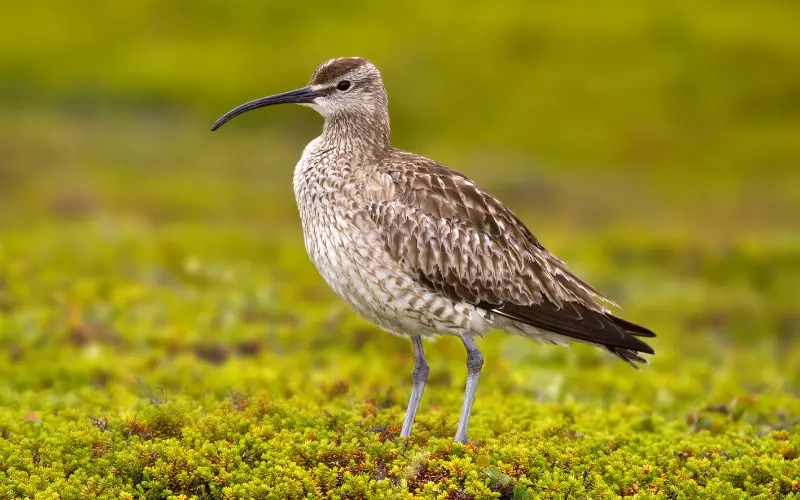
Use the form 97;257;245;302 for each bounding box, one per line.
211;57;655;443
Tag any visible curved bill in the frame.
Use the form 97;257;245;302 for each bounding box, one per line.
210;86;320;131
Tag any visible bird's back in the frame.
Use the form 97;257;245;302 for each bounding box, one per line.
366;149;656;365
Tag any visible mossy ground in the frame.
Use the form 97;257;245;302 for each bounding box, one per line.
2;1;800;497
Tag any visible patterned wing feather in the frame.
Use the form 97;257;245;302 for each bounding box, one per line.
368;151;655;363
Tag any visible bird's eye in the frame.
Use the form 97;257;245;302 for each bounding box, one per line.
337;80;352;91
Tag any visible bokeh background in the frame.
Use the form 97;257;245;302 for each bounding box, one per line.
1;1;799;497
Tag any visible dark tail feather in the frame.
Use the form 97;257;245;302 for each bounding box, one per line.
607;347;648;369
608;314;657;338
605;314;656;368
479;300;656;368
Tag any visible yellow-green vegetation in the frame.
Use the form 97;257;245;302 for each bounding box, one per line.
1;1;799;498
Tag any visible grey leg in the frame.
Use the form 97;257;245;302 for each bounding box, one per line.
454;334;483;444
400;335;429;438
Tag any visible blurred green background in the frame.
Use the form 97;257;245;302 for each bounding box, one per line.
3;0;800;229
1;1;799;497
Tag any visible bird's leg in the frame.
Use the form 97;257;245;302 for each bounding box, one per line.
400;335;429;438
454;334;483;444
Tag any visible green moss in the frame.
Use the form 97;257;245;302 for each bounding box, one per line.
0;216;798;498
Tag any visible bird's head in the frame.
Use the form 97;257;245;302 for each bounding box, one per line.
211;57;387;131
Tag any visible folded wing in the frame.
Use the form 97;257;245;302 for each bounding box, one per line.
367;152;655;365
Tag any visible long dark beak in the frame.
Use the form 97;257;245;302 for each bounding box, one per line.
210;86;320;131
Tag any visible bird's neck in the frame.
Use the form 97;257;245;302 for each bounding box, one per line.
319;109;391;161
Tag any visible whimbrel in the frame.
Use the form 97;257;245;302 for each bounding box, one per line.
211;57;655;443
